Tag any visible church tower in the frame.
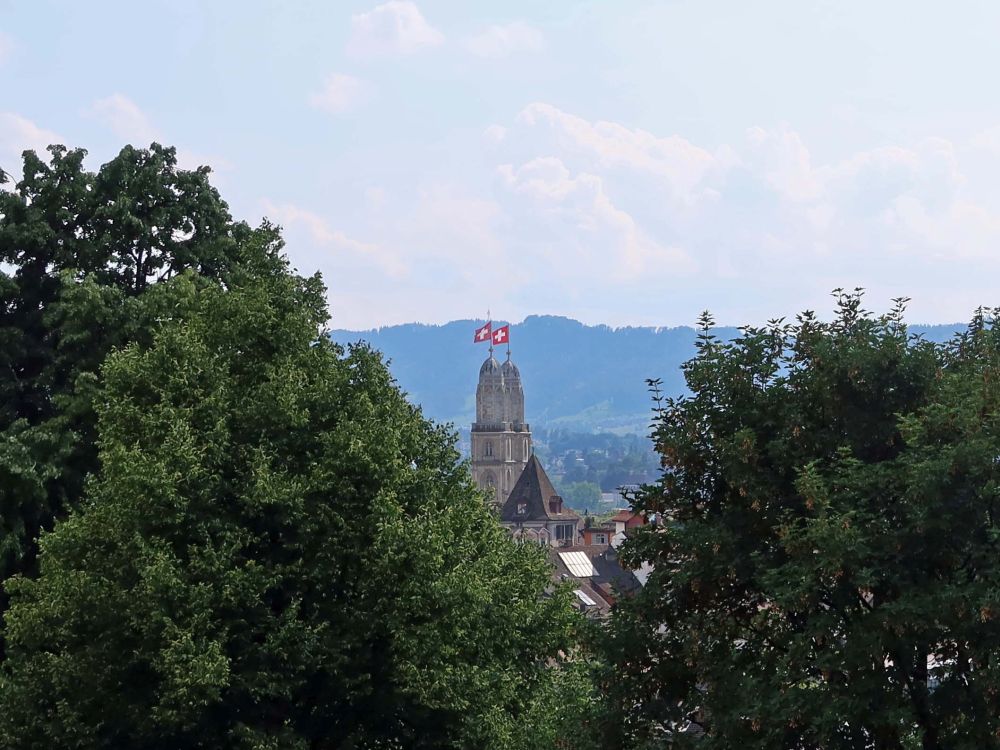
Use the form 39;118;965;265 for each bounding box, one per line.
471;346;532;507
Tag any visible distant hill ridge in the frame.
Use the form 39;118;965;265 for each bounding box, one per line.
330;315;966;434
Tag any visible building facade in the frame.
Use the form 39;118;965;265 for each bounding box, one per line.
471;351;532;506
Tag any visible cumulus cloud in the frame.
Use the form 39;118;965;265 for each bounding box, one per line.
267;104;1000;328
346;1;443;59
407;183;506;264
262;199;408;278
498;156;693;280
0;113;62;177
745;125;822;202
84;94;226;171
514;102;725;202
461;103;1000;325
463;22;543;58
309;73;369;115
89;93;160;145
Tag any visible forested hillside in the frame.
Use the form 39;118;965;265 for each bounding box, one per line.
331;315;966;433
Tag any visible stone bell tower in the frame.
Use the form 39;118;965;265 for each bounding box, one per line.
471;343;532;507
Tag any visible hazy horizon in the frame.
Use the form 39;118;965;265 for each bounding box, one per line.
330;310;971;333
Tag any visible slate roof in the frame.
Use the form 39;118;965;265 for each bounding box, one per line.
479;354;501;377
499;454;581;524
549;544;643;614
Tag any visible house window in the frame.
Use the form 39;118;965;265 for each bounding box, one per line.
555;524;575;541
596;534;606;545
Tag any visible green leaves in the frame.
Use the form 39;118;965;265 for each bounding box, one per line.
0;142;595;747
0;142;267;599
610;299;1000;748
0;242;587;749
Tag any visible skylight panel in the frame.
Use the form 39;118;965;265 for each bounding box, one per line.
559;551;597;577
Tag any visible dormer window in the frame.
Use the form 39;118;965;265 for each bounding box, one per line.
517;503;527;515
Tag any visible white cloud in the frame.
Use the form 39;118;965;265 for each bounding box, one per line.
89;93;160;145
261;199;408;278
514;102;724;202
309;73;368;115
408;183;504;263
85;94;226;171
265;106;1000;328
472;103;1000;326
463;22;543;58
0;113;62;178
498;156;693;280
745;125;822;202
346;1;443;59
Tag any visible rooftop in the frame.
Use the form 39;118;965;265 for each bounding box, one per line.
549;544;642;615
499;455;581;524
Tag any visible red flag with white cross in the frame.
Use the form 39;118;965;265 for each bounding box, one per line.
491;325;509;346
473;321;492;343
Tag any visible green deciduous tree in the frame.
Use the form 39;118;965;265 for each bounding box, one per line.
0;143;266;649
608;292;1000;748
558;481;603;513
0;243;588;748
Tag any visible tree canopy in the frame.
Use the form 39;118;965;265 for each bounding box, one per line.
0;143;596;748
0;143;259;593
608;292;1000;748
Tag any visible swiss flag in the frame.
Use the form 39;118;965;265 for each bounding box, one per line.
473;321;492;343
492;325;510;345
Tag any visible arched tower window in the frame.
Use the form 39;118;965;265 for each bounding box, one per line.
484;441;493;457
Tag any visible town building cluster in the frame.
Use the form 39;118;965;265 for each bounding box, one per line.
470;344;646;613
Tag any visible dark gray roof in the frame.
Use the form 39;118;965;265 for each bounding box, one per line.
549;544;642;614
479;355;501;377
501;356;520;378
499;455;580;523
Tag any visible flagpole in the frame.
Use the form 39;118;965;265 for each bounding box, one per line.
487;308;493;356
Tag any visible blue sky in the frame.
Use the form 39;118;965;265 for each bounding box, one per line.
3;1;1000;328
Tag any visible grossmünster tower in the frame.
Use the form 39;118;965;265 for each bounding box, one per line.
471;343;532;506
